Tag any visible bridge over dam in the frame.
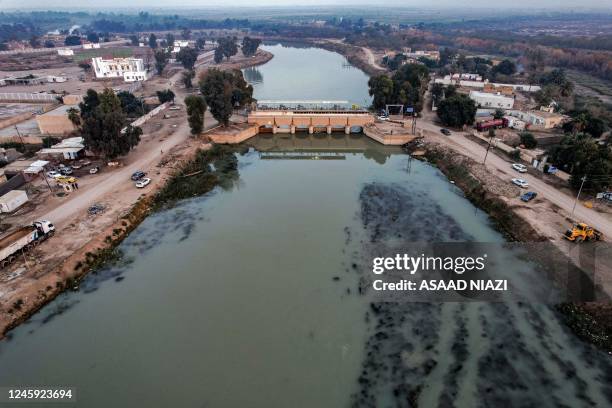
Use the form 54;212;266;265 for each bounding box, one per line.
208;106;420;146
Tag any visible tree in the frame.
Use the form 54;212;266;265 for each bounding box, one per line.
78;89;141;159
549;133;612;191
195;38;205;50
148;33;157;49
214;47;224;64
493;109;505;120
181;28;191;40
29;36;40;48
182;70;195;89
368;75;394;110
241;36;261;57
493;59;516;76
436;94;477;127
117;91;145;117
154;50;169;75
64;35;81;46
157;89;175;104
86;32;100;43
184;95;207;135
217;37;238;61
130;35;139;46
166;33;175;48
176;47;198;70
199;68;253;126
520;132;538;149
44;40;55;48
67;107;80;127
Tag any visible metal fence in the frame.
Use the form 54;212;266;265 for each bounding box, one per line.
0;93;59;103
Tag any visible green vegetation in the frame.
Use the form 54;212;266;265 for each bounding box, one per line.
157;89;175;104
548;133;612;192
241;36;261;57
436;94;477;128
73;48;132;63
78;89;142;159
368;64;429;112
154;145;240;209
519;132;537;149
199;68;253;126
184;95;207;135
215;37;238;62
154;50;169;75
182;70;195;89
176;47;198;70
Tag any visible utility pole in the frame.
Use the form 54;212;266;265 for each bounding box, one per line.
483;129;495;165
571;176;587;219
14;125;25;147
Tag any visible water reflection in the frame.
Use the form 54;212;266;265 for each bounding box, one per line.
243;67;263;84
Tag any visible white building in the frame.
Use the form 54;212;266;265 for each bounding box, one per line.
172;40;190;53
82;43;100;49
504;115;527;131
434;76;541;93
91;57;149;82
57;48;74;56
469;90;514;109
507;110;567;129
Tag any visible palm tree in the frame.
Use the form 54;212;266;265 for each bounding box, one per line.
67;107;80;127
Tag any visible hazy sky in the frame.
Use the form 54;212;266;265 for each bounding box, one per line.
2;0;612;10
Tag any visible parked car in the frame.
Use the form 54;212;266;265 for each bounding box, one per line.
512;163;527;173
440;128;451;136
377;116;389;121
60;167;73;175
89;166;99;174
135;178;151;188
131;171;146;181
71;163;82;169
521;191;538;202
81;160;92;167
512;178;529;188
46;171;61;179
169;106;181;111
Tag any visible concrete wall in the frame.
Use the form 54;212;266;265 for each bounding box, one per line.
36;115;76;135
208;125;259;144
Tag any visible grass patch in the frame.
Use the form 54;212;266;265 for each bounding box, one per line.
73;48;133;63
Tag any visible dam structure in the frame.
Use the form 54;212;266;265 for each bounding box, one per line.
208;101;420;145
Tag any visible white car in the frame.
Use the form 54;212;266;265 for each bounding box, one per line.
512;163;527;173
512;178;529;188
377;116;389;121
89;166;99;174
46;171;61;179
135;178;151;188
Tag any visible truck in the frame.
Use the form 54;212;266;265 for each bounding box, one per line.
476;118;509;132
0;220;55;268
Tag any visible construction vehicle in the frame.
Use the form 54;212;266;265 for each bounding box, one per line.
563;223;603;242
0;220;55;268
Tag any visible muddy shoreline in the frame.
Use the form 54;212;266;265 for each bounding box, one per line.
415;140;612;352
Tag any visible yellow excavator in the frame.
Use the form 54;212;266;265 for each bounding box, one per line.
564;223;603;242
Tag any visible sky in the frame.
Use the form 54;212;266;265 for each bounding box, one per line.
2;0;612;10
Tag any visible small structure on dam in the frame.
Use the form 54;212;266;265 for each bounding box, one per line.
207;101;420;145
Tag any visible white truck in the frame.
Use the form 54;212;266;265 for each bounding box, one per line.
0;220;55;268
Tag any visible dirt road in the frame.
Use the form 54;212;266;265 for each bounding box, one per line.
417;120;612;238
362;47;385;70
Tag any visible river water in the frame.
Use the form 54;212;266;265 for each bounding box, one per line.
0;43;611;408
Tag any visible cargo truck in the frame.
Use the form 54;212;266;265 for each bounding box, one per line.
0;220;55;268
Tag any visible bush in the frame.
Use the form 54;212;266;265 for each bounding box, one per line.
520;132;538;149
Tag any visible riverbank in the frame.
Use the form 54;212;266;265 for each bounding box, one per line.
0;48;276;339
0;138;211;338
414;139;612;352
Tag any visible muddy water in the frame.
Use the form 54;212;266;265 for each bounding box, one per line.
1;45;611;408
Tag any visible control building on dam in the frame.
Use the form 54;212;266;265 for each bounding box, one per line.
248;108;374;135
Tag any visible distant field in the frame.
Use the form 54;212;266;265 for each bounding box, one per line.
567;70;612;104
72;48;133;63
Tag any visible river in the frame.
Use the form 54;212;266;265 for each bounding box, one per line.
0;43;611;408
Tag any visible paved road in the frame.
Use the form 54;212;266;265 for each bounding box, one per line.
417;119;612;238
